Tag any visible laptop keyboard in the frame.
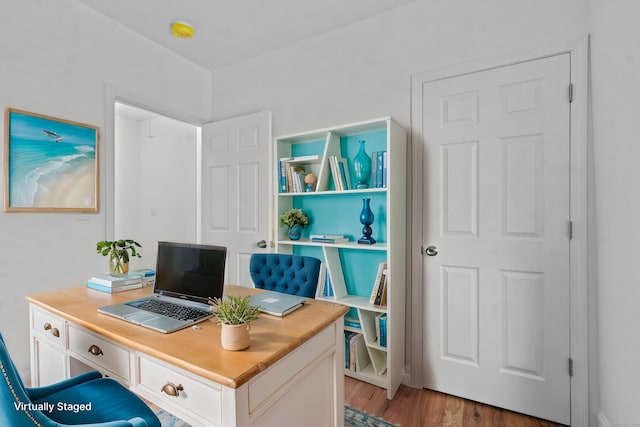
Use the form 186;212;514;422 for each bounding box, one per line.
137;299;210;321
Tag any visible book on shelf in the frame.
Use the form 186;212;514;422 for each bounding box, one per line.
344;331;356;369
337;158;351;190
328;155;350;191
348;333;369;372
374;268;388;306
87;281;143;293
344;316;362;330
310;234;348;243
371;151;388;188
316;264;335;298
369;262;387;304
378;313;387;348
279;155;320;193
88;273;143;287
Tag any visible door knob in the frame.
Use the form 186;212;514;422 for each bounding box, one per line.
257;240;267;249
425;246;438;257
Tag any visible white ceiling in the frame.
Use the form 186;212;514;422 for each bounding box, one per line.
76;0;415;72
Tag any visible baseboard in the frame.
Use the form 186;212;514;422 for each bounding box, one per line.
597;411;640;427
598;412;611;427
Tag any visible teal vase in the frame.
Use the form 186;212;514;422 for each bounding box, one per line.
288;224;303;240
358;198;376;245
353;140;372;189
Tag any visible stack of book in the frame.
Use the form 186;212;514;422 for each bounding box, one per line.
310;234;348;244
87;273;143;293
132;269;156;287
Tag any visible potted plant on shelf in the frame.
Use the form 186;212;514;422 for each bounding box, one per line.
279;208;309;240
210;295;261;351
96;239;142;276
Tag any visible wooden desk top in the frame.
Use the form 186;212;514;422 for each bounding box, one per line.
27;285;347;389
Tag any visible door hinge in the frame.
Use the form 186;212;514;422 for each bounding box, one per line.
568;221;573;240
569;358;574;377
568;83;574;103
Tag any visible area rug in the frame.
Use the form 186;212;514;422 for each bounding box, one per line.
156;405;396;427
156;405;395;427
344;405;397;427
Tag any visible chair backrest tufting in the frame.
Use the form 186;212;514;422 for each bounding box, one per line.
249;254;321;298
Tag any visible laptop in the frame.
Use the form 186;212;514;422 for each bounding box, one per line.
98;241;227;333
249;290;307;317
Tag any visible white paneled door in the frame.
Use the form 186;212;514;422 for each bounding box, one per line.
201;111;272;287
421;54;571;424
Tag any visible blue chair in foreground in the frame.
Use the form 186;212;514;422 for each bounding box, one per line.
0;333;160;427
249;253;322;298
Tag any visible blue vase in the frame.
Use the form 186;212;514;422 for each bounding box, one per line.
288;224;303;240
353;140;372;189
358;198;376;245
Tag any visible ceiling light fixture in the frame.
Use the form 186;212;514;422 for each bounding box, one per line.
171;21;194;39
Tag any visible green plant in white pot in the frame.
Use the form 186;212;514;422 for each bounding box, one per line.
210;295;261;351
96;239;142;276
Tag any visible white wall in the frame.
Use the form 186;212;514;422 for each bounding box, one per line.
589;1;640;426
137;116;198;262
115;114;198;270
0;0;211;375
209;0;640;424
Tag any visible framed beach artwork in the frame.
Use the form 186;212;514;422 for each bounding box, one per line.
4;108;99;212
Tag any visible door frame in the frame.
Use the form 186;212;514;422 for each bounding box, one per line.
409;36;590;426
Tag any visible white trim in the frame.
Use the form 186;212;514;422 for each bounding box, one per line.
597;412;611;427
408;35;590;426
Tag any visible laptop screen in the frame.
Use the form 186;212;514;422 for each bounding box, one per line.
154;241;227;304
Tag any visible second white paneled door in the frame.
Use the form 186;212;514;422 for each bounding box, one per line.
201;111;272;287
421;54;571;424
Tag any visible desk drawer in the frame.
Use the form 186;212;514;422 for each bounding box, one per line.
68;325;131;381
31;306;66;347
137;354;222;425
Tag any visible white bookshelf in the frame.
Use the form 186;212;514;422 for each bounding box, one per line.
273;117;406;399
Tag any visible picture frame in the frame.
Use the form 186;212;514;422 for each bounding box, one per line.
4;108;99;212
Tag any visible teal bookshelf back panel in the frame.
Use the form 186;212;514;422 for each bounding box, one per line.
340;130;386;189
290;245;323;259
293;192;387;243
340;249;387;297
291;140;325;157
340;130;387;160
289;246;387;299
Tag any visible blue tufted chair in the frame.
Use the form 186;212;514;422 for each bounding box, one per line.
249;253;322;298
0;333;160;427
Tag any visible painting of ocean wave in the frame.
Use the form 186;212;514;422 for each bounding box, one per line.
5;109;98;212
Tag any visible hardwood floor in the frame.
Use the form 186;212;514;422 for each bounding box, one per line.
344;377;567;427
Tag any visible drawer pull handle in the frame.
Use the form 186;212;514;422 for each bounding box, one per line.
161;382;184;397
43;323;60;338
88;344;104;356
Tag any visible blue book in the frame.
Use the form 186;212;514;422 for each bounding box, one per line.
382;151;388;188
87;281;142;293
376;151;384;188
379;314;387;347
